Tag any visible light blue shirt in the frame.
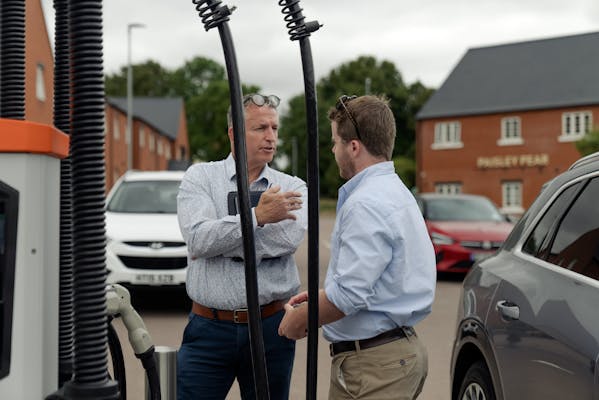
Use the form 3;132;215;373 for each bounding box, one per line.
177;154;307;310
323;161;436;342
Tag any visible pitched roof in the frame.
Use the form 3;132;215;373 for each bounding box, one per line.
107;97;183;140
417;31;599;120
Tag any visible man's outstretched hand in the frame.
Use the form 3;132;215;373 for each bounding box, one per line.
255;185;303;226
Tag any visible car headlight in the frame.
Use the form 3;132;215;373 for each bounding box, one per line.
431;232;454;245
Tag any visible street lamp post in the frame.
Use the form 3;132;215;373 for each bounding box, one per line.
127;22;145;171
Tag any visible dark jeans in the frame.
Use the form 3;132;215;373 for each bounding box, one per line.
177;310;295;400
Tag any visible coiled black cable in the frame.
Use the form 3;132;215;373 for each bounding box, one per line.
137;348;160;400
54;0;75;388
107;321;126;400
278;2;322;399
191;1;270;399
60;0;119;398
0;0;26;119
191;0;235;31
278;0;321;41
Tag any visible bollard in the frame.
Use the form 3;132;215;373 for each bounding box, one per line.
145;345;177;400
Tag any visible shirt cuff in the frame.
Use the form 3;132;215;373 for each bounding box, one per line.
252;207;260;229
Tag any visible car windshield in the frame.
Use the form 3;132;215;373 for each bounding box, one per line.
424;197;504;222
107;180;180;214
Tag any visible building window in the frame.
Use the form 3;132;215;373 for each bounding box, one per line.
113;117;120;140
149;134;155;152
139;126;145;148
560;111;592;142
36;63;46;101
432;121;463;149
498;117;523;146
502;181;523;214
157;139;163;156
435;182;462;195
165;144;171;161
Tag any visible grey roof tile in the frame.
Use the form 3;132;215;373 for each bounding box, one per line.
107;97;183;140
417;31;599;119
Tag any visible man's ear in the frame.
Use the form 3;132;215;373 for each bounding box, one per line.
350;139;360;155
227;127;236;155
228;127;234;145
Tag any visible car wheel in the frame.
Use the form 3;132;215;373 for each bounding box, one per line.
458;361;496;400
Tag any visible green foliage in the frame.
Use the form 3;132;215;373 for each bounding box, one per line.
104;55;434;190
393;156;416;189
576;128;599;157
279;56;433;197
105;60;173;97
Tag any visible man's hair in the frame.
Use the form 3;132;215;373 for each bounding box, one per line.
227;93;280;128
328;95;396;160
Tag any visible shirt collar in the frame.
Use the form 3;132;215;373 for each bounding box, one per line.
337;161;395;210
225;153;272;186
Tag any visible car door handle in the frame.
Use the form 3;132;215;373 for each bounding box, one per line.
496;300;520;320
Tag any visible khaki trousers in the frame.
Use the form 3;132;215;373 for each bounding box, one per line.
328;332;428;400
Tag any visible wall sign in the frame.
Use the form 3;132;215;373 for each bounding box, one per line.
477;153;549;169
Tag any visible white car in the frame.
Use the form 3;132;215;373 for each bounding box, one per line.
105;170;187;287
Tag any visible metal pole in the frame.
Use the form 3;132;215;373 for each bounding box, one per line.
126;23;144;171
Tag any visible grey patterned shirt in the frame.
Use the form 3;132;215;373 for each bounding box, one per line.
177;154;307;309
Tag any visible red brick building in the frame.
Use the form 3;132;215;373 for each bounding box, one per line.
104;97;190;190
25;0;54;124
416;31;599;216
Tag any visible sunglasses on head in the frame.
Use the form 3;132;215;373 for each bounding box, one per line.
243;94;281;108
336;95;362;140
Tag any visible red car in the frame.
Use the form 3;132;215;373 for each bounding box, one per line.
415;193;514;273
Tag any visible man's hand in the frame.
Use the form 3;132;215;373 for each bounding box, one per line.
255;185;303;226
278;300;308;340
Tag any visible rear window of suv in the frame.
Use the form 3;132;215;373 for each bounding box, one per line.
107;180;181;214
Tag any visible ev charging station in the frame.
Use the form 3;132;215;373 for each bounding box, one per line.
0;119;69;398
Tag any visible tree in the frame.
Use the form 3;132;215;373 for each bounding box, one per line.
278;56;433;197
105;60;172;97
576;128;599;157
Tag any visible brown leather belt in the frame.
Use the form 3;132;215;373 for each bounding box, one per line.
330;327;415;356
191;300;285;324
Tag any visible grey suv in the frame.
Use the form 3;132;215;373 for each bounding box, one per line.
451;151;599;400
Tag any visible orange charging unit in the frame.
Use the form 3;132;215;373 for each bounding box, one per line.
0;118;69;398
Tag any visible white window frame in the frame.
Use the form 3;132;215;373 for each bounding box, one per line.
560;111;592;142
432;121;463;150
113;117;120;140
501;181;524;214
36;63;46;101
435;182;462;195
498;116;523;146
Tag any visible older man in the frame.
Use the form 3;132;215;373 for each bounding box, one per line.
177;94;307;399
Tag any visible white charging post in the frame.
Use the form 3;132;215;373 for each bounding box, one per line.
0;119;69;398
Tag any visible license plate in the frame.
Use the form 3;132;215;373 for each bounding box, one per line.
134;274;175;285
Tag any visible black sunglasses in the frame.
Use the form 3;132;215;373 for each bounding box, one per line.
336;95;362;140
243;94;281;108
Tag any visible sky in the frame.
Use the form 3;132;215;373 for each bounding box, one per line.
40;0;599;103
